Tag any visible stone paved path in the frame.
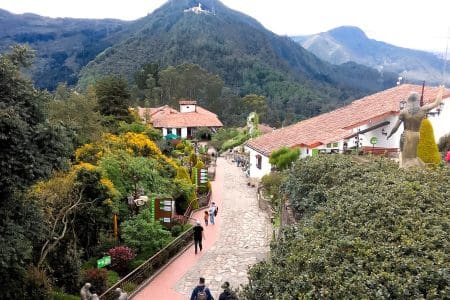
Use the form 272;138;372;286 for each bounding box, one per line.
133;157;272;299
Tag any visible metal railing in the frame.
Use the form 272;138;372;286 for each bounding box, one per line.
99;228;194;299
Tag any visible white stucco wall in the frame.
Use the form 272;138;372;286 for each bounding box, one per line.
428;97;450;141
162;128;168;136
180;104;196;113
245;147;272;178
350;116;402;150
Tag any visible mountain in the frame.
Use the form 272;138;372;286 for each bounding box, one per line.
76;0;395;123
0;9;128;90
294;26;449;85
0;2;396;126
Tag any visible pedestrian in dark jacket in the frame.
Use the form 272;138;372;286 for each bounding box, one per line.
219;281;237;300
193;221;205;254
190;277;214;300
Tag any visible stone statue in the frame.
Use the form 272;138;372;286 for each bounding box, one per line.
116;287;129;300
80;283;92;300
387;86;444;167
91;294;99;300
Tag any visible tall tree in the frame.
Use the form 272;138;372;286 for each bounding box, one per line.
0;45;73;299
94;76;133;129
48;84;105;146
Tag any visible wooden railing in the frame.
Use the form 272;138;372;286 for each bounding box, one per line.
99;228;194;299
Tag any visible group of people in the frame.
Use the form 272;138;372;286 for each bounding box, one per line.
190;277;237;300
193;202;218;254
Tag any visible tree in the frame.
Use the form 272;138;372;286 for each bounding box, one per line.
94;76;133;129
417;118;441;165
0;45;73;197
48;84;105;146
0;45;73;299
242;94;268;121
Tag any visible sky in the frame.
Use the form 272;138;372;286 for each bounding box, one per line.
1;0;450;52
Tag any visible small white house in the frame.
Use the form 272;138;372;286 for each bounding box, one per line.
137;100;223;139
245;84;450;178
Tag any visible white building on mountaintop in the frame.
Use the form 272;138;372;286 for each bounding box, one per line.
245;84;450;178
184;3;210;15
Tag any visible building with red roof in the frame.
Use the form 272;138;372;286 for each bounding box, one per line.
245;84;450;178
137;100;223;139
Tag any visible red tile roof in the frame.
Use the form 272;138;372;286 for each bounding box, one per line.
246;84;450;156
179;99;197;105
138;104;223;128
258;123;275;135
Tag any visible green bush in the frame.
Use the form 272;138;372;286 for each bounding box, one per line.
121;209;172;255
438;133;450;152
417;118;441;165
170;225;183;237
242;155;450;299
269;147;300;170
106;270;120;287
260;172;285;207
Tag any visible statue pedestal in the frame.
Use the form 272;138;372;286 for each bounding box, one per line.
400;155;425;168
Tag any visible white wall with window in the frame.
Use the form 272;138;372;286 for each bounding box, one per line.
245;147;272;178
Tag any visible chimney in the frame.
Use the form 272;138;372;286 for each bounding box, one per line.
179;99;197;113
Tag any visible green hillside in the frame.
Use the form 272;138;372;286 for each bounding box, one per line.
0;9;128;90
78;0;396;126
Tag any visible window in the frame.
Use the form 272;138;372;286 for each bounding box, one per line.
256;154;262;169
333;142;338;148
326;143;332;148
176;128;182;137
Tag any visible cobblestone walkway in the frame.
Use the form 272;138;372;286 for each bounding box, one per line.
175;158;272;298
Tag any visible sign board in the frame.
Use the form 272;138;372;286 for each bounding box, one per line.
199;168;208;184
154;198;174;227
97;256;111;268
370;137;378;145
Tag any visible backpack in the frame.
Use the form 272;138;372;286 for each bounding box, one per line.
197;287;207;300
225;291;237;300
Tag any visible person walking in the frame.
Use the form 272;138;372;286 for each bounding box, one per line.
190;277;214;300
193;220;205;254
208;202;217;225
204;210;209;226
219;282;237;300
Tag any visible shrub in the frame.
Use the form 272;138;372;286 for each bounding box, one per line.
106;270;120;287
269;147;300;170
417;118;441;165
170;224;183;237
24;266;52;299
438;133;450;152
107;246;135;276
121;209;172;255
260;172;285;206
82;268;108;294
242;155;450;299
